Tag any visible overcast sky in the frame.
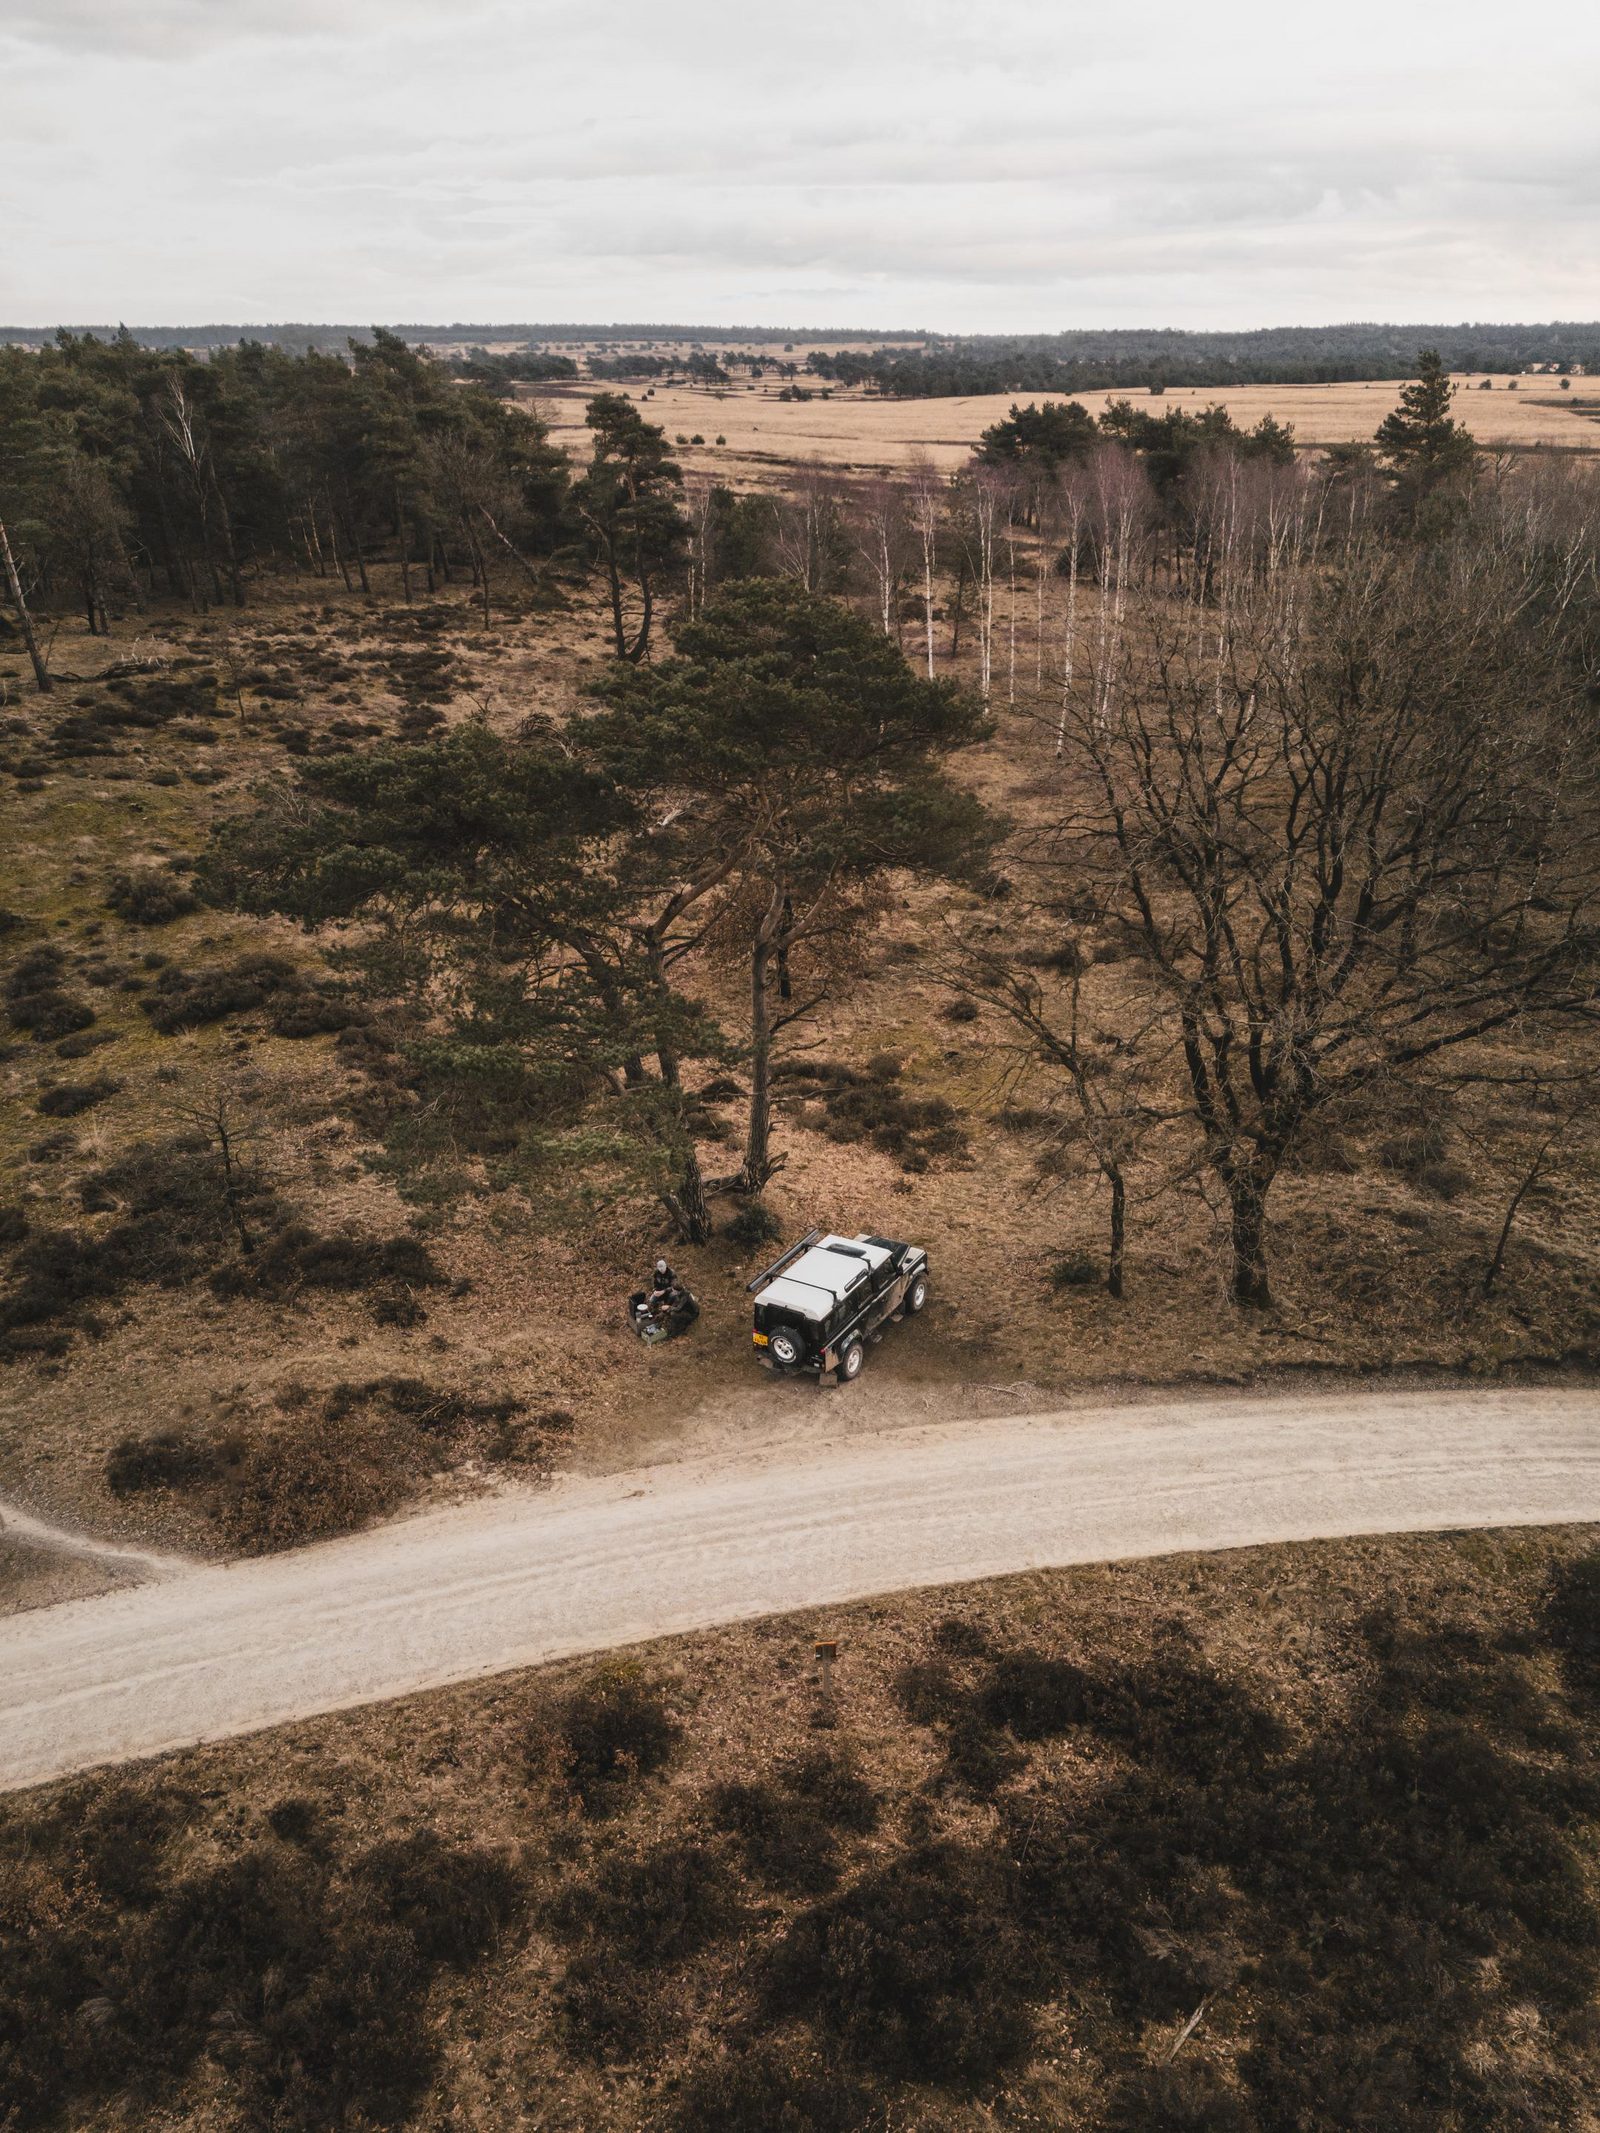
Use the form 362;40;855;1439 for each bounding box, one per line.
3;0;1597;331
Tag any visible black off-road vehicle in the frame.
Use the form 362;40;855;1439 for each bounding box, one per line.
748;1228;929;1384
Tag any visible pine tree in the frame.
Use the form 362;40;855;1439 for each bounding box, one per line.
1375;349;1476;489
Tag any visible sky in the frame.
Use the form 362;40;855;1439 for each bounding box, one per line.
2;0;1597;332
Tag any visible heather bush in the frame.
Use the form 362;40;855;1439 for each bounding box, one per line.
105;869;198;926
553;1669;681;1812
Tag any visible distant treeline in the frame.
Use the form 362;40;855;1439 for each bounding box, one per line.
806;323;1600;397
0;322;930;354
7;321;1597;389
445;347;579;390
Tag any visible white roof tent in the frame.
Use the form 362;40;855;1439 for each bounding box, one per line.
755;1233;893;1323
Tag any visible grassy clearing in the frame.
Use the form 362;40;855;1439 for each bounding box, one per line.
531;374;1600;483
4;1525;1599;2130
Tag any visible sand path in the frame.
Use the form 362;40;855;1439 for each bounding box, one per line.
2;1386;1595;1793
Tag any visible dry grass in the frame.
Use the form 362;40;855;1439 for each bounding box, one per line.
530;373;1600;483
5;1524;1599;2130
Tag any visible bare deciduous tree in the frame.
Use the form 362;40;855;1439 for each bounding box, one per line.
854;476;912;639
906;453;943;681
980;501;1600;1305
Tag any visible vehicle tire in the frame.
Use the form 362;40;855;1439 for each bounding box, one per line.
905;1274;929;1314
837;1338;865;1383
768;1326;806;1369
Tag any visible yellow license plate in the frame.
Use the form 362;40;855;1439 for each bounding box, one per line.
752;1331;768;1345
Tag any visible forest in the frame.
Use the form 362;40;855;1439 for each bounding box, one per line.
808;320;1600;396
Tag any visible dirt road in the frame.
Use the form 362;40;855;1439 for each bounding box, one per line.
3;1386;1595;1794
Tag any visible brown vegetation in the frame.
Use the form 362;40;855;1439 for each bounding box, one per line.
4;1526;1599;2130
2;367;1598;1559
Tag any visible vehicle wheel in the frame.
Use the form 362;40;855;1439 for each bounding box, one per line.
837;1339;865;1383
768;1327;806;1369
905;1274;929;1314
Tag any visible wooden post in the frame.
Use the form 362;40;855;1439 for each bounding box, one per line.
814;1639;839;1725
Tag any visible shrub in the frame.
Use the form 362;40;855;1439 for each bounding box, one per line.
216;1405;411;1552
1109;2059;1253;2131
1378;1121;1449;1178
707;1780;842;1894
0;1204;29;1247
0;1790;519;2133
212;1223;442;1299
369;1281;427;1327
5;946;94;1042
697;1075;746;1103
553;1669;680;1811
940;996;980;1022
354;1829;523;1965
767;1843;1035;2084
820;1078;966;1165
549;1838;741;2054
141;954;298;1033
554;1838;739;1962
1546;1551;1600;1698
893;1658;962;1727
266;1795;320;1843
942;1708;1026;1794
976;1649;1093;1739
779;1747;880;1833
724;1200;782;1249
269;988;363;1037
931;1612;990;1658
1082;1651;1285;1783
105;870;198;926
99;670;218;727
670;2036;874;2132
1417;1159;1472;1201
53;1028;118;1060
1050;1250;1099;1289
106;1429;219;1496
36;1076;120;1117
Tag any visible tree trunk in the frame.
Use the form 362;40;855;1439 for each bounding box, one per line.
0;520;52;693
1108;1169;1126;1299
461;516;491;626
328;513;353;592
626;556;654;663
1483;1133;1557;1298
660;1143;712;1243
1226;1168;1273;1306
211;472;244;606
741;927;776;1194
948;553;967;661
343;502;371;596
604;537;627;657
921;531;936;679
214;1111;255;1257
396;486;413;601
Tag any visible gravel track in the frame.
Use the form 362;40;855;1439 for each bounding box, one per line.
2;1386;1595;1794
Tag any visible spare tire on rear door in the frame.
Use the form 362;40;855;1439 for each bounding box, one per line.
768;1324;807;1368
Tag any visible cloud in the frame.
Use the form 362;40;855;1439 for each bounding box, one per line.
3;0;1597;327
0;0;441;57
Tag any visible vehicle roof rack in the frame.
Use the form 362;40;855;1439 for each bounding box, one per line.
746;1226;823;1294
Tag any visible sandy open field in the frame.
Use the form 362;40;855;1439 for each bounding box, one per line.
533;374;1600;480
